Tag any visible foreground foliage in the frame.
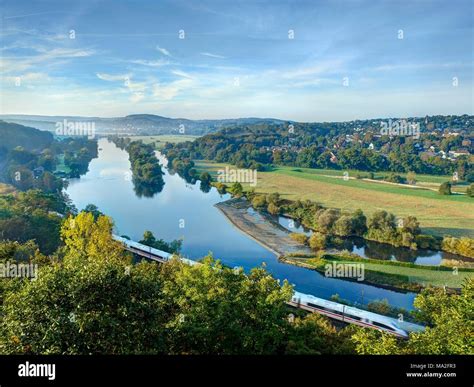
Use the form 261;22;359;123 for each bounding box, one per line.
0;212;472;355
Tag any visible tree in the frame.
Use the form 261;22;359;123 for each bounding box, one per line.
289;233;308;245
401;216;421;236
0;190;65;254
315;209;339;234
266;192;280;205
0;259;167;355
333;215;353;236
83;204;104;220
367;211;397;237
251;195;267;210
351;279;474;355
441;237;474;258
0;216;165;355
215;182;227;194
199;172;212;184
230;182;243;198
309;232;327;250
60;212;125;265
285;313;355;354
267;202;280;215
438;181;452;195
159;256;294;354
467;183;474;197
139;230;182;254
141;230;156;245
406;171;417;185
351;209;367;236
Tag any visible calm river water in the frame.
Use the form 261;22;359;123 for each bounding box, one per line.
66;138;418;310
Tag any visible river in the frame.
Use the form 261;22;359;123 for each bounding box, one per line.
66;138;418;310
277;217;471;266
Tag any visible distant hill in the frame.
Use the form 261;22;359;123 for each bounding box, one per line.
0;120;54;151
0;114;289;136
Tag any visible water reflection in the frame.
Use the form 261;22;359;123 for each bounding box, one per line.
278;216;471;266
66;138;418;310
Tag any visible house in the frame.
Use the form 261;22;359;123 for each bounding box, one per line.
448;149;470;158
462;139;473;148
33;166;45;179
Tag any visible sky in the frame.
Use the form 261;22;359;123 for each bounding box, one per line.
0;0;472;121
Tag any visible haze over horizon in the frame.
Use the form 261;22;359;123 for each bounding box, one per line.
1;0;472;121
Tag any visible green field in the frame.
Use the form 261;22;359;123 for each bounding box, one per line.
283;254;473;289
126;135;199;149
195;160;474;238
54;154;71;175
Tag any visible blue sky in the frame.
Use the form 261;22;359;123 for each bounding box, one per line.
0;0;472;121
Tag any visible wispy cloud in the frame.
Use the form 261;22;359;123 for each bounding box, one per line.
130;92;145;103
171;70;193;79
130;59;172;67
3;72;51;85
156;46;171;57
0;46;96;74
201;52;226;59
371;62;470;72
96;73;130;82
280;61;343;79
152;79;193;100
1;0;471;120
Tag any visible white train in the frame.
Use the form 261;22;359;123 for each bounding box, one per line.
113;235;425;338
289;291;425;338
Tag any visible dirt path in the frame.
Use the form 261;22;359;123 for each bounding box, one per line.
215;198;312;256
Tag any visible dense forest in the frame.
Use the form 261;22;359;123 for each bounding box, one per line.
162;115;473;179
0;121;98;192
110;136;165;197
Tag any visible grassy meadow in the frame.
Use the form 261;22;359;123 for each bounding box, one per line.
125;134;199;149
283;254;473;289
195;160;474;238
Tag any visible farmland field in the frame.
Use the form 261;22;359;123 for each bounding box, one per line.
195;160;474;238
125;135;199;149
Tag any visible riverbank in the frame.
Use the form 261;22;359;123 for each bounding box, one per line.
280;253;473;292
215;198;312;256
215;197;473;292
194;160;474;238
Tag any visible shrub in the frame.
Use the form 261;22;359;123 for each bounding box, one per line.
314;209;339;233
333;215;353;236
267;202;281;215
309;232;327;251
415;234;439;250
442;236;474;258
289;233;308;245
438;181;452;195
467;183;474;197
251;195;267;210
